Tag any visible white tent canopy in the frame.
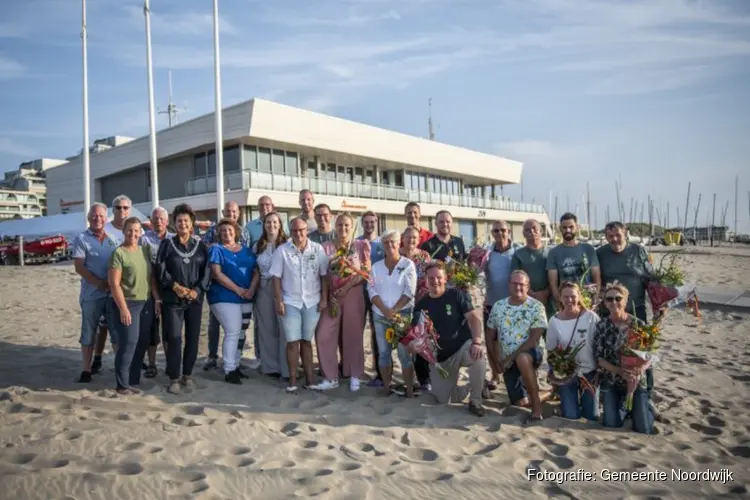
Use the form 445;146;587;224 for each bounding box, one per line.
0;208;149;242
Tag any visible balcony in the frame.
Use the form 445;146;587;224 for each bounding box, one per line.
185;171;545;214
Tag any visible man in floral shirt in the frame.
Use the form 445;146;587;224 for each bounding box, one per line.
485;270;551;424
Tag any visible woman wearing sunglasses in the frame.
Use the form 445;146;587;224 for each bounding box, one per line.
546;281;599;420
594;283;654;434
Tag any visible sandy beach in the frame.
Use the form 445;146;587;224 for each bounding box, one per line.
1;247;749;499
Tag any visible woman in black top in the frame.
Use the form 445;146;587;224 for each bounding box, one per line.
156;203;211;395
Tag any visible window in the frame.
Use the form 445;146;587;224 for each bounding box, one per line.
285;152;299;176
258;148;271;172
366;169;374;184
418;173;426;191
345;167;354;181
326;164;336;180
307;161;317;178
381;171;390;185
243;146;257;170
193;153;208;177
394;171;403;187
224;146;240;173
207;151;216;176
354;167;363;183
440;177;447;193
272;149;285;174
430;175;437;192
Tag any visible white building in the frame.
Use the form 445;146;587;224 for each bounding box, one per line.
0;158;67;220
46;98;548;243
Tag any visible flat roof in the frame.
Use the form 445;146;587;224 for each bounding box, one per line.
53;98;523;185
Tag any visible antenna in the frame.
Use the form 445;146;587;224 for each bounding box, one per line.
158;70;187;127
428;98;435;140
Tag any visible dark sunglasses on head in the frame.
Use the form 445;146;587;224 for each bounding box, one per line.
114;206;130;211
605;296;623;303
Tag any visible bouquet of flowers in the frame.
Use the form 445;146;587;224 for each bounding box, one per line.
328;245;371;317
411;251;431;302
467;245;490;271
619;319;661;411
547;343;597;395
578;266;599;310
383;311;449;378
646;252;700;318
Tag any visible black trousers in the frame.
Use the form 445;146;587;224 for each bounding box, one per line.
163;301;203;381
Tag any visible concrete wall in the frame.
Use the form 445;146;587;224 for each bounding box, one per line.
101;167;149;206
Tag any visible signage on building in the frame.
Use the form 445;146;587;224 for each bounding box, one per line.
341;200;368;211
477;210;487;218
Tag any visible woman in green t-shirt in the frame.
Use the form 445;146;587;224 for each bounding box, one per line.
108;216;155;395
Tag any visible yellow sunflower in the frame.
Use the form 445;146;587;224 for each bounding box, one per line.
385;328;395;344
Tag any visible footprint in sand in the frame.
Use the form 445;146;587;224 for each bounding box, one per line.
689;423;723;436
400;448;439;463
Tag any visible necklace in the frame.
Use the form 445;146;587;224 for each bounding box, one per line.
170;237;200;264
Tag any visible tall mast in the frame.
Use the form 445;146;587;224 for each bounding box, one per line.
428;98;435;141
81;0;91;219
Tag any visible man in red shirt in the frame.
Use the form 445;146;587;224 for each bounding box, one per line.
404;202;433;246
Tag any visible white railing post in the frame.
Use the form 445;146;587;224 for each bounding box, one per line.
19;236;24;267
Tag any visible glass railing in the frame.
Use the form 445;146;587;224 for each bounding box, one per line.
185;171;546;214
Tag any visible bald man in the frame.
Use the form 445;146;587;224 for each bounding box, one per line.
202;201;251;247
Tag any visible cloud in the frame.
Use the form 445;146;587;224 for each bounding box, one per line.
121;4;239;37
496;140;589;165
0;55;25;80
0;137;38;159
263;9;401;27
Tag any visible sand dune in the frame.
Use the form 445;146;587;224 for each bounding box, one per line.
1;249;749;499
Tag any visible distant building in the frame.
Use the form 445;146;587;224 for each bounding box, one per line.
0;158;67;220
45;98;549;243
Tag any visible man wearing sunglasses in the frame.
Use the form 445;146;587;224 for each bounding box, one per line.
91;194;132;374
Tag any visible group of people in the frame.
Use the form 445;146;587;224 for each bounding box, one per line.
71;190;663;433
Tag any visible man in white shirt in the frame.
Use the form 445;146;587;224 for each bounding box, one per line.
270;217;329;393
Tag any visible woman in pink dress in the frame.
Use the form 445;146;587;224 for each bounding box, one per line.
400;226;431;302
314;213;371;392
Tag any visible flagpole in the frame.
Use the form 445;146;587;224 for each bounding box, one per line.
212;0;225;215
144;0;159;209
81;0;91;219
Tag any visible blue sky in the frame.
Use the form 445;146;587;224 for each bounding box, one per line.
1;0;749;231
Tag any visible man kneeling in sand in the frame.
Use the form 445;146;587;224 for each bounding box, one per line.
411;262;487;417
486;270;551;424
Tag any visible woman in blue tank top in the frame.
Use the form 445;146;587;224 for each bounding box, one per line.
207;219;258;384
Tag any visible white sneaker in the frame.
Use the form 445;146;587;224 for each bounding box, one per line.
349;377;360;392
313;379;339;391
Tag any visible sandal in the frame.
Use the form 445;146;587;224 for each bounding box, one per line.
523;415;543;426
285;386;298;394
145;365;158;378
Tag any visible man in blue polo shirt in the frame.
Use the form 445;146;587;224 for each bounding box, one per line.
72;202;120;383
245;195;274;249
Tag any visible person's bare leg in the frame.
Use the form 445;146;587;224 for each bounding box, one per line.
81;346;93;371
380;364;393;396
94;326;108;356
517;353;544;418
286;341;300;387
403;366;415;398
300;340;315;387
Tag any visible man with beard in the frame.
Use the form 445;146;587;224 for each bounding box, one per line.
308;204;335;244
546;213;600;307
420;210;466;262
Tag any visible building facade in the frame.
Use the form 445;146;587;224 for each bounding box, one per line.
46;98;548;243
0;158;67;220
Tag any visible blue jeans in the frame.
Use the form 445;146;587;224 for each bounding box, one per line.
557;371;599;421
111;300;146;390
502;347;542;404
373;312;413;370
601;383;654;434
280;303;320;343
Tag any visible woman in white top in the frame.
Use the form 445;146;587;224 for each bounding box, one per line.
546;281;600;421
250;212;289;379
368;230;417;397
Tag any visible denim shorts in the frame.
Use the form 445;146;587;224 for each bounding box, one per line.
502;347;543;404
80;297;109;346
279;303;320;342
